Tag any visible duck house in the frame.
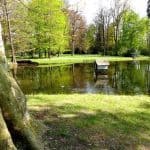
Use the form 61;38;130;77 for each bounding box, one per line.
95;60;110;71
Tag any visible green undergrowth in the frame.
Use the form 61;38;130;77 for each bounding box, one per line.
28;94;150;150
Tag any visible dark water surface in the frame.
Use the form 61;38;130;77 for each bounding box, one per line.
14;61;150;95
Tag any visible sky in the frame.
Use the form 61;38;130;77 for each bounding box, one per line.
68;0;148;24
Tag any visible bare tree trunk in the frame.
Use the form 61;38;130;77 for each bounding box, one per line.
102;18;105;56
3;0;16;64
72;39;75;56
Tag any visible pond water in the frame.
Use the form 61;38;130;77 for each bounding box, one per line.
14;61;150;95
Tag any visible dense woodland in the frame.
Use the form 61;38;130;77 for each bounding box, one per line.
0;0;150;59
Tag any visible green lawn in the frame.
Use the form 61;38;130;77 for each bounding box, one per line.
27;55;150;66
28;94;150;150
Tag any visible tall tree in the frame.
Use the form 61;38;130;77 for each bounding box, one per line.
94;8;112;55
28;0;69;58
111;0;129;55
11;0;35;57
119;10;148;55
2;0;16;63
68;9;86;55
85;24;96;53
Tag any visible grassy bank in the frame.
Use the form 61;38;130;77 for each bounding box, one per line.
27;55;150;65
28;94;150;149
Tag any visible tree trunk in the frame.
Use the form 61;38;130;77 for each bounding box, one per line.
0;64;43;150
48;51;51;58
38;50;41;58
31;50;34;59
45;50;47;58
72;40;75;56
0;109;17;150
0;20;42;150
3;0;16;64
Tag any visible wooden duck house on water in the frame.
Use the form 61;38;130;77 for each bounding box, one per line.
95;60;110;73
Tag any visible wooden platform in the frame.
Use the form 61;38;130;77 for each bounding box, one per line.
95;60;110;70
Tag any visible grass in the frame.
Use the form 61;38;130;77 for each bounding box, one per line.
23;55;150;66
28;94;150;149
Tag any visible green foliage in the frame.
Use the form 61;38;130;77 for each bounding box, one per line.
118;10;149;55
1;0;34;54
12;3;35;53
85;8;149;56
1;1;150;57
28;0;70;55
85;24;96;53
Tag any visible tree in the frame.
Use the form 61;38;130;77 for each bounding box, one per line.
94;9;106;54
94;8;112;55
85;24;96;53
119;10;148;55
28;0;69;58
0;20;42;150
91;0;129;55
1;0;16;63
68;9;86;55
0;0;34;59
88;0;149;56
111;0;129;55
11;1;35;57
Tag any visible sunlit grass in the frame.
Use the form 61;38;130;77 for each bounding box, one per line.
27;55;150;65
28;94;150;149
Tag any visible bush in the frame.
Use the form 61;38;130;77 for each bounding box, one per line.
124;49;139;57
140;49;150;56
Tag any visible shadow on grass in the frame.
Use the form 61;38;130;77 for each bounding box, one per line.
29;97;150;150
139;102;150;109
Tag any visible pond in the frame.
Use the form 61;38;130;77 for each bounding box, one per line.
14;61;150;95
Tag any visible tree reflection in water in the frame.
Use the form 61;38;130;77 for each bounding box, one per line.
14;61;150;95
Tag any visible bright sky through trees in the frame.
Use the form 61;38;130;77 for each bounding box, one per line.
68;0;147;24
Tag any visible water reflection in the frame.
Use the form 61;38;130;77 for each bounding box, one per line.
14;61;150;95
